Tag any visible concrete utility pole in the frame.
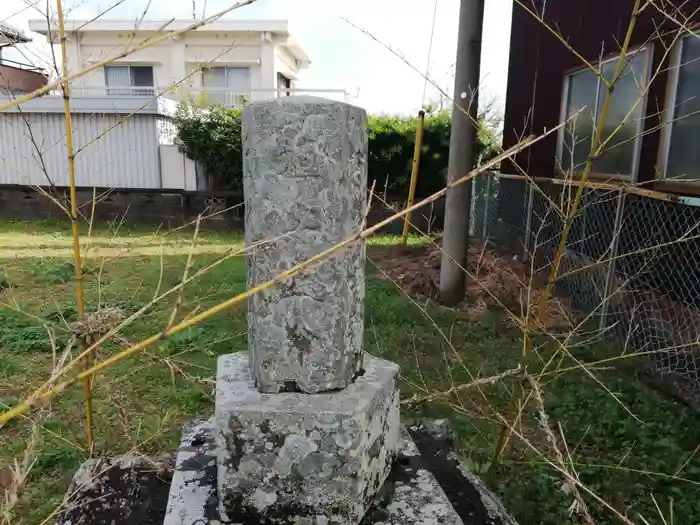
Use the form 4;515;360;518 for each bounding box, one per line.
439;0;485;305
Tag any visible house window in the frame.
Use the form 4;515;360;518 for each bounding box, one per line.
558;48;650;178
663;34;700;181
104;65;154;95
201;66;250;107
277;73;292;96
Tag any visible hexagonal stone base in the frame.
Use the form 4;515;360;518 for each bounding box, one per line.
215;352;400;525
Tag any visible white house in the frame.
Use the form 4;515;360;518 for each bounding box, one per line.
0;19;346;193
27;18;344;105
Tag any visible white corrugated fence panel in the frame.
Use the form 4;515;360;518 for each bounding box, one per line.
0;112;163;189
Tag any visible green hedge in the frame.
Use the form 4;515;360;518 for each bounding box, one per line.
173;103;244;192
173;102;498;197
367;111;497;198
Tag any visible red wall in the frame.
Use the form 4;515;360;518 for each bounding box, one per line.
501;0;700;186
0;63;47;93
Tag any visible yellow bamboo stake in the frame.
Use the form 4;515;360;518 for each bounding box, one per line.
56;0;94;452
401;110;426;245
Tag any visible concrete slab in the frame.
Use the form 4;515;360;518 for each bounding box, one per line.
408;419;519;525
214;352;400;525
360;436;463;525
164;423;464;525
55;420;518;525
163;420;219;525
54;455;173;525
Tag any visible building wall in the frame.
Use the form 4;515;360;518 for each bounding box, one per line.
0;64;47;93
0;187;443;233
0;186;243;227
501;0;700;190
0;111;165;188
65;30;294;101
66;32;171;92
275;46;298;82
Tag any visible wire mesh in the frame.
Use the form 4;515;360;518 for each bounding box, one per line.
473;173;700;409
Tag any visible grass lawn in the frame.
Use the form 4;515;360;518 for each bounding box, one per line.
0;220;698;525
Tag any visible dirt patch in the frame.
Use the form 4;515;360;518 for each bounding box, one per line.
0;466;12;491
371;240;572;329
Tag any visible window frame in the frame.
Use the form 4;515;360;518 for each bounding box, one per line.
277;73;292;96
104;64;155;96
200;66;251;107
200;66;251;90
657;32;700;183
555;46;652;181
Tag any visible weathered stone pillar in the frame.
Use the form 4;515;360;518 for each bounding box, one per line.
243;96;368;394
214;97;400;525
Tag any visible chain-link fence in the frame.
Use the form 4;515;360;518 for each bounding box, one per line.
471;172;700;409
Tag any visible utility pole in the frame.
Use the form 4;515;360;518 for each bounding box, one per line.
439;0;485;305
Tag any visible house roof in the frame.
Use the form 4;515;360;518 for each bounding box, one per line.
0;21;31;45
27;18;310;64
28;18;291;34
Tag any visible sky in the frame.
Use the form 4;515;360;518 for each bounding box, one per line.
2;0;513;115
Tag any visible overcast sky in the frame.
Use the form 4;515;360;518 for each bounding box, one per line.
2;0;513;115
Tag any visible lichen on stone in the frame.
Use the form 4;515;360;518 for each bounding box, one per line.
243;97;368;395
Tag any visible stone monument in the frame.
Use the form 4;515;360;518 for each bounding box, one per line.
243;96;368;394
52;97;519;525
215;96;400;524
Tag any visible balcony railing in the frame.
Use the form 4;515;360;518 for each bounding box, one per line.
189;87;350;107
64;85;350;107
61;85;159;97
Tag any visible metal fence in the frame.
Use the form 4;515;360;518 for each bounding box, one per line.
0;109;166;189
64;86;351;108
471;172;700;409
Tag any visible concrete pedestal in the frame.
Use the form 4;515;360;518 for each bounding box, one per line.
55;420;519;525
215;352;400;525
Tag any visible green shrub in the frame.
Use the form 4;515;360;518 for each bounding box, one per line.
0;310;59;353
367;109;498;198
173;103;499;198
0;304;81;354
157;327;206;356
173;102;243;192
